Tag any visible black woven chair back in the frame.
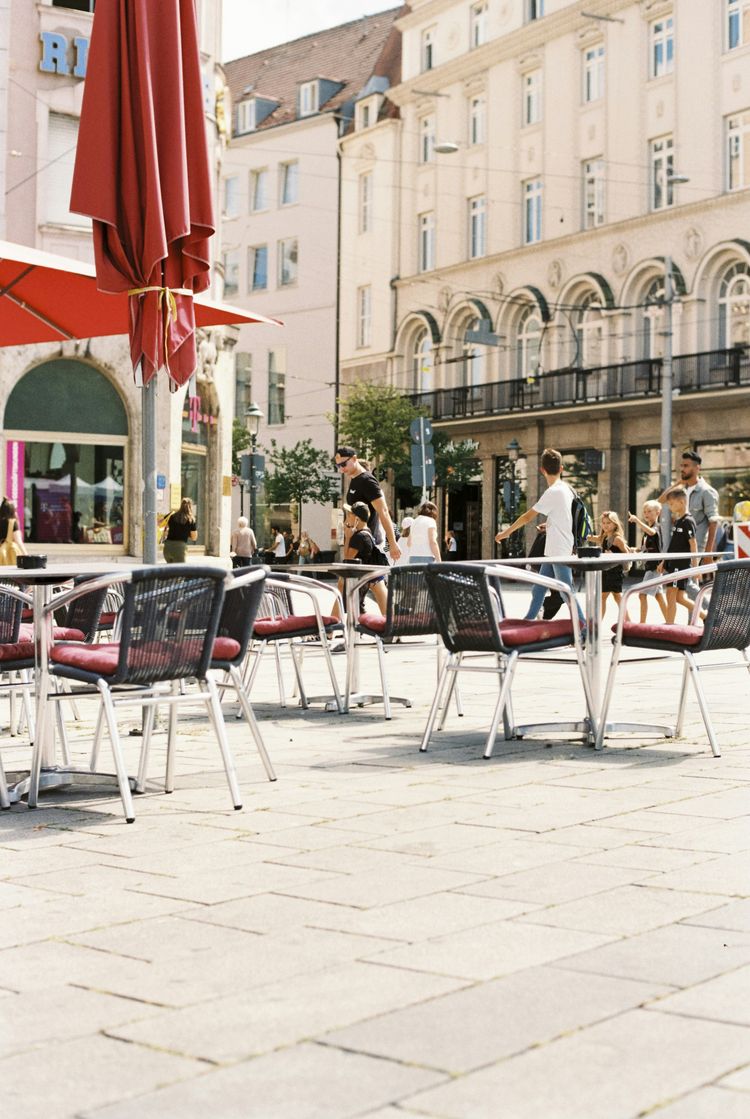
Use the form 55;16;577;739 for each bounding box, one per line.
217;568;267;658
0;587;22;644
698;560;750;652
116;566;226;685
425;564;502;654
258;577;293;623
386;565;440;638
65;576;110;642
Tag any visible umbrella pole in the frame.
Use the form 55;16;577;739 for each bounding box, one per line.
142;378;158;564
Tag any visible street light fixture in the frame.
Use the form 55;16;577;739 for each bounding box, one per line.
504;438;522;557
241;401;263;538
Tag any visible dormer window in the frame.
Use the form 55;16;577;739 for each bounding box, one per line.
299;81;319;117
356;96;380;131
236;99;256;135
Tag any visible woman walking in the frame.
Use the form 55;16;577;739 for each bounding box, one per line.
162;498;197;563
408;501;442;564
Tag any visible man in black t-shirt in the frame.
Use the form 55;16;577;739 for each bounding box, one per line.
334;446;401;562
657;486;697;623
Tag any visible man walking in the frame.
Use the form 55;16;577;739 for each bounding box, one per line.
495;447;584;623
334;446;401;562
658;449;720;564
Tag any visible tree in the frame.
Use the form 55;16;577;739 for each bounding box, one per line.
263;439;340;533
231;417;252;475
434;434;480;492
334;380;420;475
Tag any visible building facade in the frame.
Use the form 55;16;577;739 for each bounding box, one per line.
223;9;402;550
0;0;234;557
340;0;750;558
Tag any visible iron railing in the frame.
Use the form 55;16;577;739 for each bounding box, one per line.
411;347;750;421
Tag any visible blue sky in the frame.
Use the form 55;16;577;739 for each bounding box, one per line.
222;0;400;61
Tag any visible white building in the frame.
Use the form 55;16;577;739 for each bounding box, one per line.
223;9;402;551
0;0;234;557
340;0;750;558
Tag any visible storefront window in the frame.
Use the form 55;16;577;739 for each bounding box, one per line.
181;451;207;546
697;441;750;516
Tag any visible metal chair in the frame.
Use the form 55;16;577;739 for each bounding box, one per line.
30;565;236;822
0;584;34;809
245;572;345;713
422;563;595;758
345;564;463;720
596;560;750;756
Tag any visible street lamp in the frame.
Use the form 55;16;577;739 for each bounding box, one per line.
505;438;522;557
244;401;263;540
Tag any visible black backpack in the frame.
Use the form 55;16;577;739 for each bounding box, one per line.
571;493;594;554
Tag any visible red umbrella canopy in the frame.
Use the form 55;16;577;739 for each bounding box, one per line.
71;0;215;389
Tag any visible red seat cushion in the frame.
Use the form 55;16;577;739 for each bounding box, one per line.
358;612;386;633
253;614;338;638
21;608;32;622
52;642;120;675
99;612;117;627
499;618;574;647
0;641;35;662
211;636;241;661
619;621;702;647
20;623;86;643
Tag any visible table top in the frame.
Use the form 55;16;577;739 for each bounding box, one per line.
487;552;720;568
0;560;142;584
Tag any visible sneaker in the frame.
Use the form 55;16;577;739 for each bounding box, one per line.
330;640;347;654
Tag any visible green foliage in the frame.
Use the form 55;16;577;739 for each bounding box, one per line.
334;381;421;475
263;439;340;532
231;418;252;475
434;434;480;493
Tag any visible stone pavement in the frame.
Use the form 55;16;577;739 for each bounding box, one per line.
1;599;749;1119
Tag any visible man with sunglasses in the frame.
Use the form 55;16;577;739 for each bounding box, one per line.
334;446;401;563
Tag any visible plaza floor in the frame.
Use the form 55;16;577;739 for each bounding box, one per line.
1;598;749;1118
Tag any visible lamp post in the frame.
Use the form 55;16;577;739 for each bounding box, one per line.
244;401;263;540
504;438;522;557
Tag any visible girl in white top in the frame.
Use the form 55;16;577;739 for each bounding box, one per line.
408;501;442;564
394;516;413;567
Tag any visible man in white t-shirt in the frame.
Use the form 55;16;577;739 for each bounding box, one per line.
495;447;584;623
272;527;286;558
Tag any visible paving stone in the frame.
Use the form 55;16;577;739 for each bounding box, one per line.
406;1010;750;1119
80;1042;444;1119
642;852;750;897
456;858;651;905
579;845;716;871
323;964;668;1074
521;884;724;936
648;1087;750;1117
558;920;750;987
684;899;750;931
278;863;487;909
654;963;750;1025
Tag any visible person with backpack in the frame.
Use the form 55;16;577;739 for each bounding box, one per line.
343;501;388;614
495;447;585;625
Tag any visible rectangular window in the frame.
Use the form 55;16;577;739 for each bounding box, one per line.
582;158;605;228
525;0;544;22
299;81;318;117
727;110;750;189
359;171;373;233
419;211;435;272
52;1;96;12
357;101;371;130
357;286;372;348
650;134;674;210
236;99;256;135
248;245;268;291
223;176;239;219
278;238;298;286
421;27;435;72
524;178;543;244
250;168;268;212
223;249;240;297
469;95;486;145
523;70;542;126
583;44;605;103
23;441;125;546
650;15;674;78
728;1;750;49
280;161;299;206
268;350;285;426
420;114;436;164
46;114;89;227
468;195;487;259
235;352;252;418
470;3;488;49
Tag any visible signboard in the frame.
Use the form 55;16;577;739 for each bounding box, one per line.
156;473;167;491
411;443;435;489
734;523;750;559
5;440;25;534
410;417;433;445
39;32;89;79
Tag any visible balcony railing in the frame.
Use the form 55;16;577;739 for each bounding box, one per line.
411;347;750;422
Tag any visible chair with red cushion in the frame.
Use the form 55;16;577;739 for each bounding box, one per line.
345;564;463;721
421;563;594;758
245;572;345;713
0;584;34;809
28;566;236;822
596;560;750;756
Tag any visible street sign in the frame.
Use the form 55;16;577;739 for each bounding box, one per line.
240;453;265;483
411;442;435;489
410;416;433;444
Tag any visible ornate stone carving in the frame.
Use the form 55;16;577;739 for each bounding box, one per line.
612;243;630;275
684;226;704;260
547;260;563;289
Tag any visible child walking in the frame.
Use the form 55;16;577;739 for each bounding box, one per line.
589;511;630;617
628;500;668;622
657;486;698;623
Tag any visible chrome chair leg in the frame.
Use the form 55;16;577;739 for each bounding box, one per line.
273;643;287;707
230;664;276;781
165;682;179;793
135;703;157;793
675;657;690;738
320;632;344;714
289;642;310;708
96;681;135;823
595;640;624;750
90;704;105;771
0;754;9;809
202;677;242;810
421;656;454;752
438;652;463;731
27;688;51;808
375;637;391;720
484;651;519;759
686;652;721;758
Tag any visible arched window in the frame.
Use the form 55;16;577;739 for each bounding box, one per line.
718;262;750;348
516;305;542;379
642;277;665;360
576;293;605;368
460;317;486;387
412;328;434;393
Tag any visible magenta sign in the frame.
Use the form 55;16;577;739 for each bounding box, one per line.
5;440;25;534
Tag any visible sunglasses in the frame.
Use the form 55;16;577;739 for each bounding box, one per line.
334;457;352;469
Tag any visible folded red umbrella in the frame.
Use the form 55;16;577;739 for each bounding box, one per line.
71;0;214;388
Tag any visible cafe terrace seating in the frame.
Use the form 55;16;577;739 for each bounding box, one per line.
346;564;463;721
597;559;750;756
421;563;595;758
29;566;238;822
